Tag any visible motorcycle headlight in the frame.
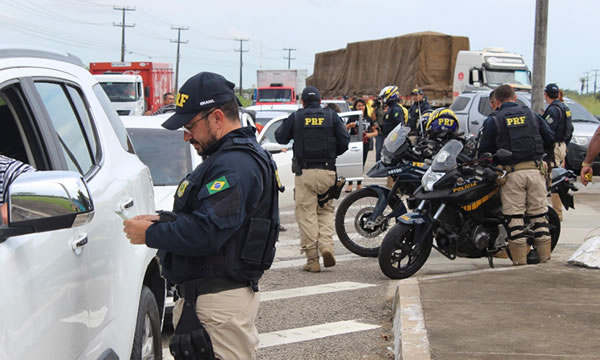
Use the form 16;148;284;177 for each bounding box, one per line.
571;135;591;146
421;168;445;191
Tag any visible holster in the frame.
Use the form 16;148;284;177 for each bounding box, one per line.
169;281;215;360
317;176;346;208
291;157;302;176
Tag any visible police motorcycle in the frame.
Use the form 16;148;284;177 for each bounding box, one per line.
335;109;472;257
377;139;577;279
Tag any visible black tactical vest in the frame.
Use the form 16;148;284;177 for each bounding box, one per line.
293;106;338;163
494;105;544;164
550;101;572;142
160;136;279;285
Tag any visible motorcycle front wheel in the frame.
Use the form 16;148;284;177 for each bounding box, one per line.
335;188;394;257
378;223;433;279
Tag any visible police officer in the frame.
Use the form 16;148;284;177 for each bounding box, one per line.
123;72;280;359
408;88;432;134
380;85;406;137
475;90;500;158
542;83;573;221
275;86;350;272
478;85;554;265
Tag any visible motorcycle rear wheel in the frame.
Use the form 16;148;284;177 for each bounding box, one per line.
378;223;433;279
335;188;394;257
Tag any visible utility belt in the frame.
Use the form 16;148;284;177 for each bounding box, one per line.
502;160;542;172
292;157;336;175
176;276;249;299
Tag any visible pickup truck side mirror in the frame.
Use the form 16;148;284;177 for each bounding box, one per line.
0;171;94;242
470;69;482;87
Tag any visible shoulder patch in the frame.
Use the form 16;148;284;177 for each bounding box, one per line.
546;115;554;124
177;180;190;198
206;176;230;195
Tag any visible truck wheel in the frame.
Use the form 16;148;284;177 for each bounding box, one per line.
131;286;162;360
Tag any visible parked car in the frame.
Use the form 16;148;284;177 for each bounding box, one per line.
0;48;165;359
244;104;299;132
257;111;365;193
321;99;351;112
450;89;600;172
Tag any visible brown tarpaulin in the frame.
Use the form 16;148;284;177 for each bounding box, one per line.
307;31;469;102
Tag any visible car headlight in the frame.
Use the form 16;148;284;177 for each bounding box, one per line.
421;168;445;191
571;136;591;146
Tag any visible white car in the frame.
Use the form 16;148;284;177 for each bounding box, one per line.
245;104;299;131
257;110;365;199
0;49;164;359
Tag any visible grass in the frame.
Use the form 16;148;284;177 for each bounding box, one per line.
564;91;600;115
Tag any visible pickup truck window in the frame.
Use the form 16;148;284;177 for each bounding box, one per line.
66;86;99;162
450;96;470;112
35;82;94;175
92;84;135;154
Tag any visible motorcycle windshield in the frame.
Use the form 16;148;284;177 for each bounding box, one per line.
383;125;410;153
431;139;463;172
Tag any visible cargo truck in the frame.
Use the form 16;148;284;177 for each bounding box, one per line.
255;69;307;105
89;61;173;115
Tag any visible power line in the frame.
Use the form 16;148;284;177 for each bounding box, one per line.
171;26;189;91
235;38;249;96
283;48;296;69
113;6;135;62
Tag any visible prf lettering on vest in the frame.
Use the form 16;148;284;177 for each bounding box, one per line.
438;118;455;126
505;116;526;127
176;93;189;107
305;117;325;126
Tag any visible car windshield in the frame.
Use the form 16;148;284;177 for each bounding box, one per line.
127;128;193;186
258;88;292;102
99;82;139;102
431;139;463;172
564;100;599;123
485;70;531;87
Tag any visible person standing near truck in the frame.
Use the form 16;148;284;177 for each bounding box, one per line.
123;72;280;359
407;88;432;134
542;83;573;221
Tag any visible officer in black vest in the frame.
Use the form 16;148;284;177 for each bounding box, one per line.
407;88;432;133
478;85;554;265
543;83;573;221
379;85;405;138
275;86;350;272
123;72;280;360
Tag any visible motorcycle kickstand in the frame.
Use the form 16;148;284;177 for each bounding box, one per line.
487;254;495;269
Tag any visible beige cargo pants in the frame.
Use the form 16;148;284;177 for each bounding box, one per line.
173;287;260;360
294;169;336;256
500;168;551;265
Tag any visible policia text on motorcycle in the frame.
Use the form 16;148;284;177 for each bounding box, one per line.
542;83;573;221
478;84;555;265
123;72;280;360
275;86;350;273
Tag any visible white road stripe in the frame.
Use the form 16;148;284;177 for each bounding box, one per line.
258;320;380;348
270;253;360;269
261;281;375;302
394;278;431;360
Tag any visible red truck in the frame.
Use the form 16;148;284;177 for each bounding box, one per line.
89;61;173;113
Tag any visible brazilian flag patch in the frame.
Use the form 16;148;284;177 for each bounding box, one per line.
206;176;230;195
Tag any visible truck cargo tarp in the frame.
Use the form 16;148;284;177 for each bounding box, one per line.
306;31;469;101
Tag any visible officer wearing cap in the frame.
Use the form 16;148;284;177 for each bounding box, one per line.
274;86;350;272
123;72;280;359
478;85;554;265
542;83;573;221
408;88;432;134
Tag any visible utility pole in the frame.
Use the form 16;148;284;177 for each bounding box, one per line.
580;77;586;94
531;0;548;114
234;39;249;97
283;48;296;69
170;26;189;91
592;69;600;94
583;72;590;94
113;6;135;62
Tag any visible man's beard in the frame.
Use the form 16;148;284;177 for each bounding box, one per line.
190;130;218;156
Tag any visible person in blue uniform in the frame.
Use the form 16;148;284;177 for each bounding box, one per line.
407;88;432;133
123;72;280;360
478;85;554;265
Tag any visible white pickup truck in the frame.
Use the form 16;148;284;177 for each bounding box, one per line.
0;49;165;359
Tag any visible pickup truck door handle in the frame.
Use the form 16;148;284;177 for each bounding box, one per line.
471;120;480;125
349;146;361;151
119;198;134;211
72;234;88;251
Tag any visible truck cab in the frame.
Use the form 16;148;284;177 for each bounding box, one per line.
94;73;145;116
255;86;297;105
452;48;531;99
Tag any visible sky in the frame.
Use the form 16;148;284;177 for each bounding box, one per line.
1;0;599;94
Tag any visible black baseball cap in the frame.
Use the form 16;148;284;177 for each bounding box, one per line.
162;72;236;130
302;86;321;102
410;88;423;95
544;83;559;98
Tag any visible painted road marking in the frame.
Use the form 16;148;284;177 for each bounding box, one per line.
258;320;380;348
261;281;376;302
270;253;360;269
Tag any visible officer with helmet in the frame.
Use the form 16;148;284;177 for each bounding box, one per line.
542;83;573;221
478;84;554;265
424;107;460;139
123;72;280;359
379;86;407;138
275;86;350;272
